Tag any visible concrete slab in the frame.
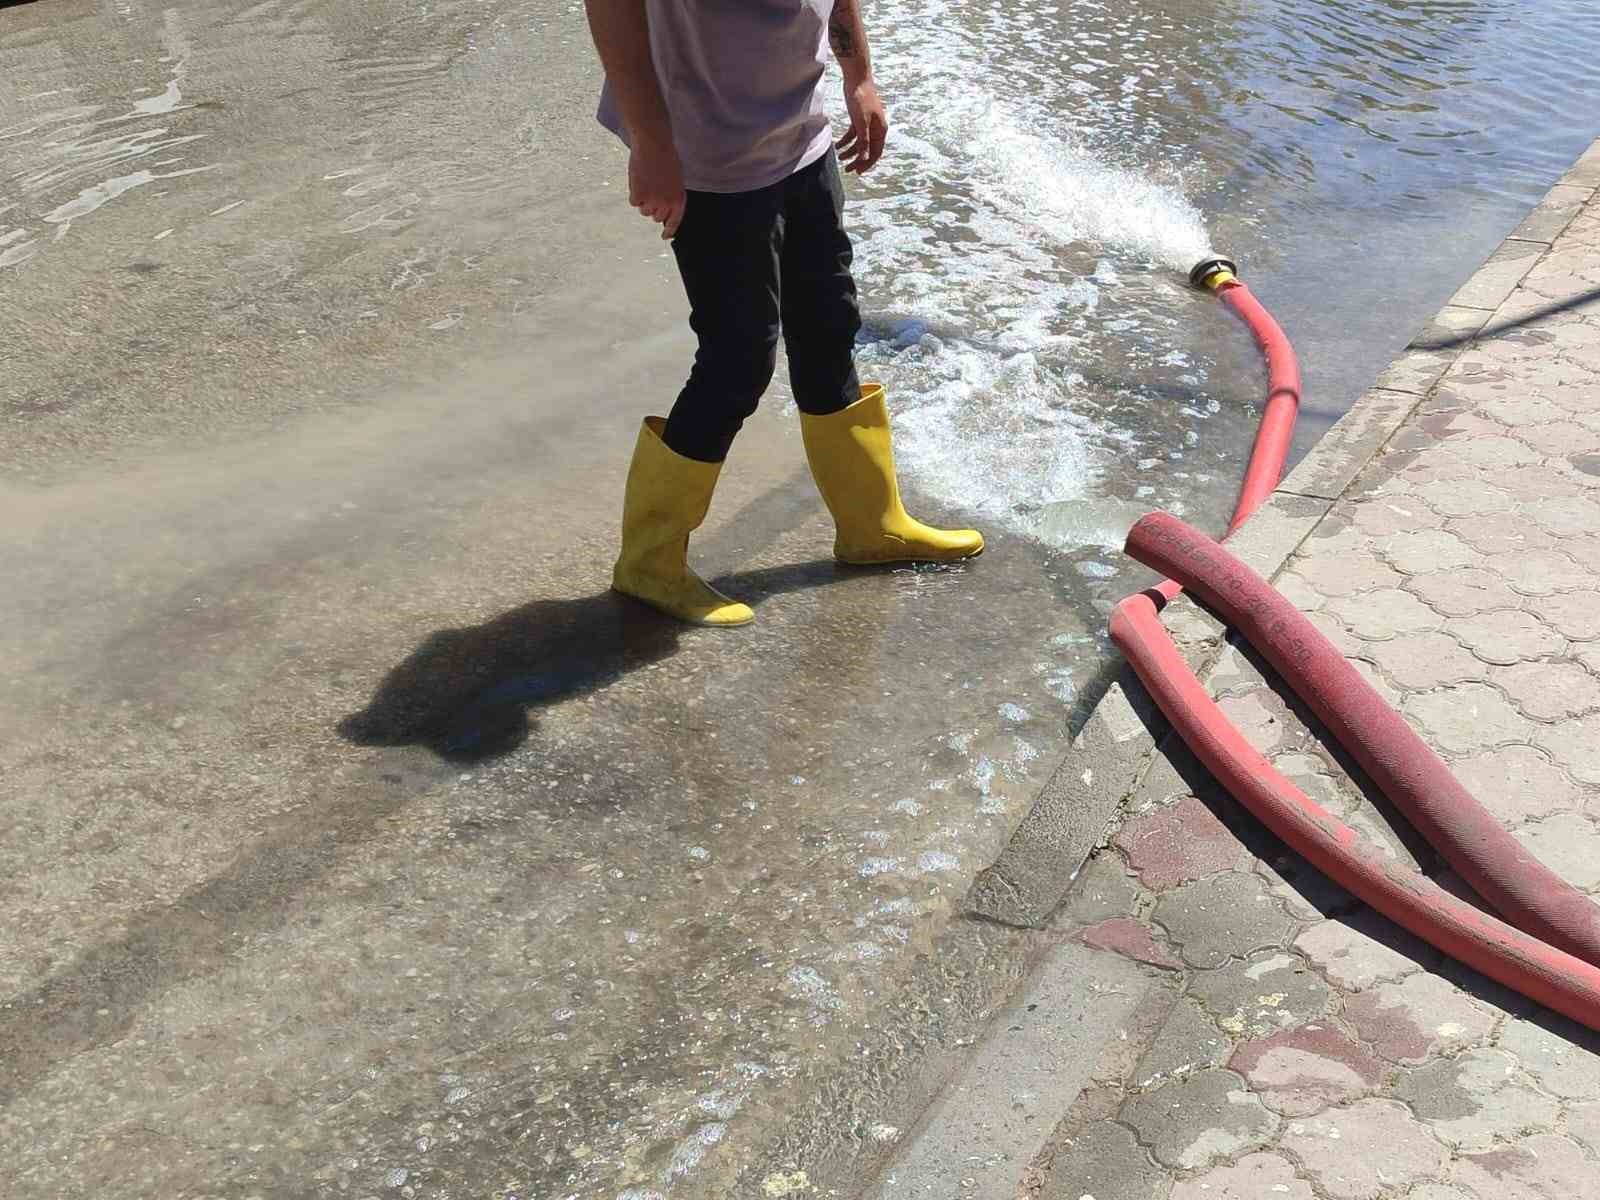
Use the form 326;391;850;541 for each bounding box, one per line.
1509;183;1595;245
868;940;1160;1198
1448;237;1546;312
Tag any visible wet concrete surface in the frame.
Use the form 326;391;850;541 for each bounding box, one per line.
8;1;1599;1195
1;3;1093;1195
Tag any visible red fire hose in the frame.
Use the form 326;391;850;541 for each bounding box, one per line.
1128;511;1600;969
1109;261;1600;1030
1150;269;1300;608
1112;592;1600;1029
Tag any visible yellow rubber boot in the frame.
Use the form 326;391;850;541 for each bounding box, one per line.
612;418;754;627
801;383;985;565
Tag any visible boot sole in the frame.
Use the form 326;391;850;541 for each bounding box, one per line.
612;585;755;627
835;545;985;567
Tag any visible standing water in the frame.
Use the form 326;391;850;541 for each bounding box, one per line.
822;0;1600;582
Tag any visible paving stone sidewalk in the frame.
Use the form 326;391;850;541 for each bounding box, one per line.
1027;151;1600;1198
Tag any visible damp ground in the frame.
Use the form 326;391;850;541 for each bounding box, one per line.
4;1;1600;1197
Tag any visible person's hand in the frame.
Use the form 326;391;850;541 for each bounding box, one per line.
838;76;888;174
629;136;686;239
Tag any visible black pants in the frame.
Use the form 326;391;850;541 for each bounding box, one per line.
663;150;862;463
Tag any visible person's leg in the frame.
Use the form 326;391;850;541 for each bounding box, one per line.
611;183;784;626
663;183;785;462
777;151;860;416
783;153;984;565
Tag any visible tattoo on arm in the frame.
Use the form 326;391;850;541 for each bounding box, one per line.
828;18;857;58
829;1;860;58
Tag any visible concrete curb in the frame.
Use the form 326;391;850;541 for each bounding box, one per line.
965;135;1600;929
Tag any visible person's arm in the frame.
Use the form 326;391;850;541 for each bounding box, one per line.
582;1;685;237
828;1;888;174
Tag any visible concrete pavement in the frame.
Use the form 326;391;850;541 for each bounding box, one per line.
1;4;1094;1197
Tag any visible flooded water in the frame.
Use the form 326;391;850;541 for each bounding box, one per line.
838;0;1600;572
4;2;1600;1198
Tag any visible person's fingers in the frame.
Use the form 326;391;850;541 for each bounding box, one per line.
840;126;866;172
865;114;888;171
663;198;685;239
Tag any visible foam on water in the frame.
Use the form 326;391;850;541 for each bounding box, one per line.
824;0;1215;549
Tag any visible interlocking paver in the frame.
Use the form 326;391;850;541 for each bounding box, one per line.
1491;660;1600;721
1229;1022;1384;1116
1526;589;1600;641
1479;394;1570;428
1412;477;1516;518
1217;690;1291;757
1444;434;1544;471
1564;1100;1600;1159
1060;850;1143;924
1520;419;1600;456
1279;1099;1449;1200
1154;872;1296;970
1368;631;1487;690
1256;850;1357;922
1328;588;1441;640
1383;529;1482;574
1294;550;1405;598
1494;548;1594;596
1404;682;1535;754
1034;1118;1171;1200
1446;512;1555;555
1452;745;1584;824
1534;712;1600;785
1132;997;1229;1089
1274;570;1325;613
1566;534;1600;572
1122;1068;1279;1170
1170;1153;1315;1200
1343;971;1496;1064
1576;640;1600;677
1190;949;1333;1038
1496;462;1588;501
1305;608;1367;657
1295;911;1437;991
1351;497;1438;537
1451;1133;1594;1200
1074;917;1182;971
1115;795;1248;890
1497;1016;1600;1100
1392;1047;1560;1149
1527;494;1600;537
1450;610;1565;664
1404;567;1523;617
1512;812;1600;890
1272;752;1360;817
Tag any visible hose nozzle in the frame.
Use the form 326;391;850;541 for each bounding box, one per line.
1189;256;1239;292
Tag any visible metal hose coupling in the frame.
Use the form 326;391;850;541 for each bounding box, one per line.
1188;256;1239;292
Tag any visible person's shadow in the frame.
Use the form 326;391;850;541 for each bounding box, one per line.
338;560;840;763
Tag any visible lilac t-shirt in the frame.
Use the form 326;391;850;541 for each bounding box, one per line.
597;0;836;194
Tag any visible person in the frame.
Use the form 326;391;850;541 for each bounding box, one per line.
582;0;984;628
